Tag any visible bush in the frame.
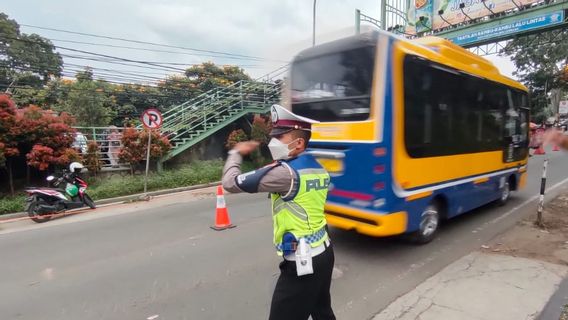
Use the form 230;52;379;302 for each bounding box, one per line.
0;159;257;215
0;194;25;215
119;128;172;175
84;141;102;175
225;129;248;149
88;160;224;200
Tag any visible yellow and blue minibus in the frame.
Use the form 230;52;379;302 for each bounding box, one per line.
287;31;529;243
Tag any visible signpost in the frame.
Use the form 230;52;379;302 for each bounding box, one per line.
140;108;163;194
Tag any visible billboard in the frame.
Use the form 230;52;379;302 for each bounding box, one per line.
406;0;542;34
434;0;540;29
449;11;565;45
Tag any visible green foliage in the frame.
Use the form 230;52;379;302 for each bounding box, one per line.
54;71;116;126
87;160;223;200
502;29;568;119
1;11;254;124
185;62;251;92
118;128;172;174
157;75;199;108
0;13;63;92
225;129;249;149
250;114;271;145
0;159;261;215
84;141;102;175
0;193;25;215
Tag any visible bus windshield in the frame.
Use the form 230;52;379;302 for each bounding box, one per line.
290;46;376;122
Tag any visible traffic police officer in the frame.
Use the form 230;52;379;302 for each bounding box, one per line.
222;104;335;320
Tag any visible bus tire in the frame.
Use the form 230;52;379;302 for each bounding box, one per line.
409;203;440;244
497;180;511;206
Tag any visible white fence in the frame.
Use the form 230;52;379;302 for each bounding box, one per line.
72;126;134;170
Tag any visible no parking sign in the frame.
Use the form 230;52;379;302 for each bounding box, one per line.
141;108;163;194
141;108;163;129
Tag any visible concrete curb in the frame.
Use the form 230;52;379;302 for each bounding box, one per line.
538;276;568;320
0;181;221;222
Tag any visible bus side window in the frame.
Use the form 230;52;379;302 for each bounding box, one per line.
404;55;518;158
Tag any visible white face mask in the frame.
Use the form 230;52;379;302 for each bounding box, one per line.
268;138;298;160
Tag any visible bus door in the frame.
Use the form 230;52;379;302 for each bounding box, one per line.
503;106;529;163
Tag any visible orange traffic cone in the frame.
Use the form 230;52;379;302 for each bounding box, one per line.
211;185;236;231
553;144;561;151
534;143;546;155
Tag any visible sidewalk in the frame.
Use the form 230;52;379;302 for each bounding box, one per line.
373;192;568;320
372;252;567;320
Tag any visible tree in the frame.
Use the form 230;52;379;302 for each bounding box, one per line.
111;84;162;123
0;142;5;168
225;129;248;149
118;128;145;175
250;114;272;144
249;114;272;166
83;141;102;177
142;130;172;159
502;30;568;122
0;94;20;194
19;106;81;171
0;13;63;92
119;128;171;175
185;62;251;93
56;70;116;126
0;94;80;194
157;75;199;108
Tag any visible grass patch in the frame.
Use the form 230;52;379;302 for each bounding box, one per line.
88;160;224;200
0;193;26;215
0;159;260;216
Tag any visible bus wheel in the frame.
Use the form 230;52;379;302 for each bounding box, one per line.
410;204;440;244
497;180;511;206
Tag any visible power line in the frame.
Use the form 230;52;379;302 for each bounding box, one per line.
3;57;260;91
56;46;187;72
59;54;187;73
1;35;186;73
8;84;191;100
4;64;178;92
63;63;171;76
3;63;253;97
60;52;262;68
1;35;266;84
48;38;269;61
20;23;284;62
2;35;263;75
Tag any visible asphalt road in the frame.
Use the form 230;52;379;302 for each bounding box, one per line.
2;150;568;320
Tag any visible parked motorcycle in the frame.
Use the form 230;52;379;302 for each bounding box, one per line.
25;162;96;223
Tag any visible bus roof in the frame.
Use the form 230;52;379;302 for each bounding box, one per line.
293;32;379;61
292;30;527;92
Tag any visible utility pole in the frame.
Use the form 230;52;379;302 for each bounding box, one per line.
313;0;317;46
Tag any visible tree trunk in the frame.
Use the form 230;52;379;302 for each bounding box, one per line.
26;165;30;184
8;159;14;196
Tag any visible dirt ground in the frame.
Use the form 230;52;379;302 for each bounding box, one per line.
482;192;568;266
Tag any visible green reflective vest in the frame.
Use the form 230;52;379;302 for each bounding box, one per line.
271;153;330;255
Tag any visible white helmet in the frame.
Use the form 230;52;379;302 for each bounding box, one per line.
69;162;84;173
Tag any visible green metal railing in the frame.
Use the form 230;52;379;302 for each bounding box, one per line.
159;79;281;162
74;65;287;166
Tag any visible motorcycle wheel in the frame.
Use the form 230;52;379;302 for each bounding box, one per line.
83;194;96;209
27;201;53;223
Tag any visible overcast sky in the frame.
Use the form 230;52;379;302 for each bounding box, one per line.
2;0;516;82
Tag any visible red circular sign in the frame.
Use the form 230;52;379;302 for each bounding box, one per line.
141;108;163;129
